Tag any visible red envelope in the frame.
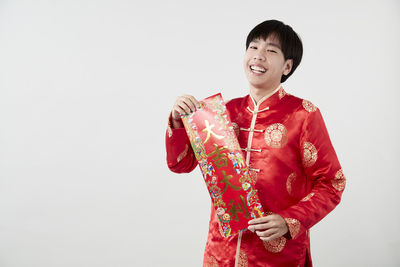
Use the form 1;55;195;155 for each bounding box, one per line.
181;93;264;237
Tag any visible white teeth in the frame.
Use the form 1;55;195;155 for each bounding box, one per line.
250;66;266;73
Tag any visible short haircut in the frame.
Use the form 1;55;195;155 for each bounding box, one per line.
246;20;303;83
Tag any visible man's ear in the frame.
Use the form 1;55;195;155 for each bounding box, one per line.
283;59;293;76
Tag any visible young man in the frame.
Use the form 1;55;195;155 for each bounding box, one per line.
165;20;345;267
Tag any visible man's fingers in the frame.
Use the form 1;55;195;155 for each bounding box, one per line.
248;216;271;225
248;222;274;232
171;94;199;123
249;214;277;224
182;95;199;111
172;95;200;118
260;232;281;242
185;95;201;109
173;104;189;115
173;106;186;116
180;96;197;113
256;228;277;237
180;100;195;114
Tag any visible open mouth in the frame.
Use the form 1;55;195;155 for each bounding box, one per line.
250;65;266;74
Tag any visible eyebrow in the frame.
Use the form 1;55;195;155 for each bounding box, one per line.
251;39;281;50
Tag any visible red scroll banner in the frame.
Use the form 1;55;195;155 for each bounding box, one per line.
181;93;264;237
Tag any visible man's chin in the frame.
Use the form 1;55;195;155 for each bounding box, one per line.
248;81;280;92
249;81;269;89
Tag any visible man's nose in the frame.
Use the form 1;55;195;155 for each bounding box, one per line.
253;52;265;61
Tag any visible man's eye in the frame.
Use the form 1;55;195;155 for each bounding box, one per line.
267;50;277;53
250;46;257;49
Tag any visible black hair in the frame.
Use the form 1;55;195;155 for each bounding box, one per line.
246;20;303;83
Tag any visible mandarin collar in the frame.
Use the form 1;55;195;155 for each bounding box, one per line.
247;84;286;112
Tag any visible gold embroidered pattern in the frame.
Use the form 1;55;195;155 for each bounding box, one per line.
177;144;189;163
285;218;301;239
167;123;173;138
301;192;315;202
263;236;286;253
286;172;297;196
332;168;346;191
264;123;288;148
278;87;286;99
238;250;248;267
302;100;317;112
206;256;219;267
302;142;317;167
249;168;258;184
231;122;240;137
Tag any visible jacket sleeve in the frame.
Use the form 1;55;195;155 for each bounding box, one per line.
277;108;346;239
165;113;198;173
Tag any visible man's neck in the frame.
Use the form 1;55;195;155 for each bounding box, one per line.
249;83;281;104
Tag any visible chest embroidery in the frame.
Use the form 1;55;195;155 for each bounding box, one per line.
264;123;288;148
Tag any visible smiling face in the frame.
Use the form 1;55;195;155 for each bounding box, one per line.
243;34;293;92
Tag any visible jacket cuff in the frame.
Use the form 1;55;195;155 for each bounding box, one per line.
283;217;302;240
275;210;304;240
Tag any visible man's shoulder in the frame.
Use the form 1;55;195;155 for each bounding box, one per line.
285;92;319;113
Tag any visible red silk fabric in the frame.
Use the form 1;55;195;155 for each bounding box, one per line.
165;87;345;267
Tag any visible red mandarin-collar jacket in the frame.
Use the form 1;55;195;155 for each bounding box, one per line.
165;86;346;267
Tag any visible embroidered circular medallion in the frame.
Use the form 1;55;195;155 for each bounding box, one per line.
302;142;317;167
222;213;230;222
332;168;346;191
231;122;240;137
286;172;297;196
302;100;317;112
301;192;315;202
264;123;288;148
216;207;225;216
206;256;219;267
263;236;286;253
238;250;248;267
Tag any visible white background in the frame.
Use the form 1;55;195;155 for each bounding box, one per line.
0;0;399;266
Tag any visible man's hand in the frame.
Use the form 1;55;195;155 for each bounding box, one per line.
171;95;201;128
247;214;288;242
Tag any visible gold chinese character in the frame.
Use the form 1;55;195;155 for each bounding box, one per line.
202;120;224;144
227;195;251;222
207;144;228;168
220;170;241;194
